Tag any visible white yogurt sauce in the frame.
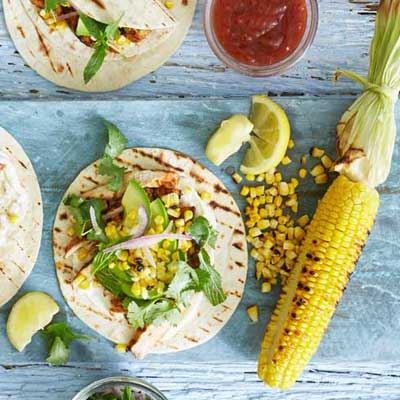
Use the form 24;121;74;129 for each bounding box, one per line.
0;152;28;246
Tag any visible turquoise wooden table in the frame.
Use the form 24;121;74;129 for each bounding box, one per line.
1;1;400;399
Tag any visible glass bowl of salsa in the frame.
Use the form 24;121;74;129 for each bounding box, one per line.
72;376;168;400
204;0;318;77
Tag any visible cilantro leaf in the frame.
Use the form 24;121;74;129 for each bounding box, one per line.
44;0;65;12
99;155;126;192
84;43;107;84
63;194;107;241
104;121;128;158
46;336;69;366
197;249;226;306
165;262;197;306
44;322;89;366
127;299;179;329
189;216;218;249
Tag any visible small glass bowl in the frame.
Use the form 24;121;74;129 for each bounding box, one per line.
72;376;168;400
204;0;319;77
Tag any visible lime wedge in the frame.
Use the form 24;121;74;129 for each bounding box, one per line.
240;95;290;175
205;114;253;166
7;292;59;352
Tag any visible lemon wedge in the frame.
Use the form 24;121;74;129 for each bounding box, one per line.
7;292;59;352
205;114;253;166
240;95;290;175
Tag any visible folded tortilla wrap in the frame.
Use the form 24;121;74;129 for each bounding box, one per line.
53;148;247;357
3;0;196;91
0;127;43;307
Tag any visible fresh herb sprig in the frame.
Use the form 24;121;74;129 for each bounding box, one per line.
99;120;128;192
189;217;227;306
44;322;89;366
79;14;121;84
89;386;144;400
44;0;66;12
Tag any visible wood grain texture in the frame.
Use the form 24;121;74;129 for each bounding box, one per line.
0;98;399;398
0;0;377;99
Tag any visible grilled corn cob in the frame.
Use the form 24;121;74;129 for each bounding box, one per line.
258;175;379;389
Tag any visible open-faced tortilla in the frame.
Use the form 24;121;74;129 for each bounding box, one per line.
53;148;247;358
0;127;43;307
3;0;196;91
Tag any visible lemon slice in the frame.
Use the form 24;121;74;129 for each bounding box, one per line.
205;114;253;166
7;292;59;352
240;95;290;175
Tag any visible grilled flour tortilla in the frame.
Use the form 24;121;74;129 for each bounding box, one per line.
0;128;43;307
3;0;195;91
53;148;247;358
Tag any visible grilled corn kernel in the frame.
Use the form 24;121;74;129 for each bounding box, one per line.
109;262;116;270
115;344;127;353
67;226;75;236
246;174;256;181
300;154;307;165
154;215;165;226
288;139;295;149
131;282;141;297
281;156;292;166
268;187;278;197
164;0;175;8
297;214;310;227
278;182;289;196
247;305;259;322
257;219;270;230
274;172;282;182
240;186;250;196
310;163;325;177
261;282;272;293
117;250;129;261
310;146;325;158
175;218;185;228
255;186;264;196
167;208;180;218
265;172;275;184
73;273;86;286
249;227;262;237
232;172;243;184
105;223;119;241
77;247;89;261
184;210;194;221
7;213;18;223
298;168;307;179
256;173;265;182
321;154;333;169
294;226;305;240
162;193;179;207
290;178;299;188
315;173;329;185
79;279;90;289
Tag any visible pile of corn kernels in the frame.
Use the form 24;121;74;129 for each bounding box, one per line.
233;141;333;300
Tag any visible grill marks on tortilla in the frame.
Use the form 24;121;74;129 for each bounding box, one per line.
131;148;185;173
17;26;26;38
210;200;241;217
35;27;57;73
90;0;106;9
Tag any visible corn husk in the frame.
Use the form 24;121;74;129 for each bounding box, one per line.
334;0;400;188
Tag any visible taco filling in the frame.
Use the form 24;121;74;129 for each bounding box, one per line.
61;122;226;334
28;0;174;83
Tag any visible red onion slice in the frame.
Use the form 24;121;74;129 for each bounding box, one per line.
143;247;156;268
104;233;192;253
128;206;148;238
89;206;102;235
57;11;78;21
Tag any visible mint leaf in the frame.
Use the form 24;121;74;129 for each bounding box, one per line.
46;336;69;366
44;322;89;366
197;249;226;306
104;121;128;158
45;0;65;12
99;155;126;192
84;43;107;84
189;216;218;249
78;13;104;40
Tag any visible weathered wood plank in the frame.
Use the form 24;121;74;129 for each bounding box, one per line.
1;362;400;400
0;0;377;99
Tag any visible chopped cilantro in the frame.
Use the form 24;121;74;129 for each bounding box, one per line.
44;322;89;366
189;216;218;248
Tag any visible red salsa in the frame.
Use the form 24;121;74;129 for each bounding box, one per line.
212;0;308;66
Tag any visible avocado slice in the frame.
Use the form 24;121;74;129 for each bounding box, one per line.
122;179;151;223
150;198;169;229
